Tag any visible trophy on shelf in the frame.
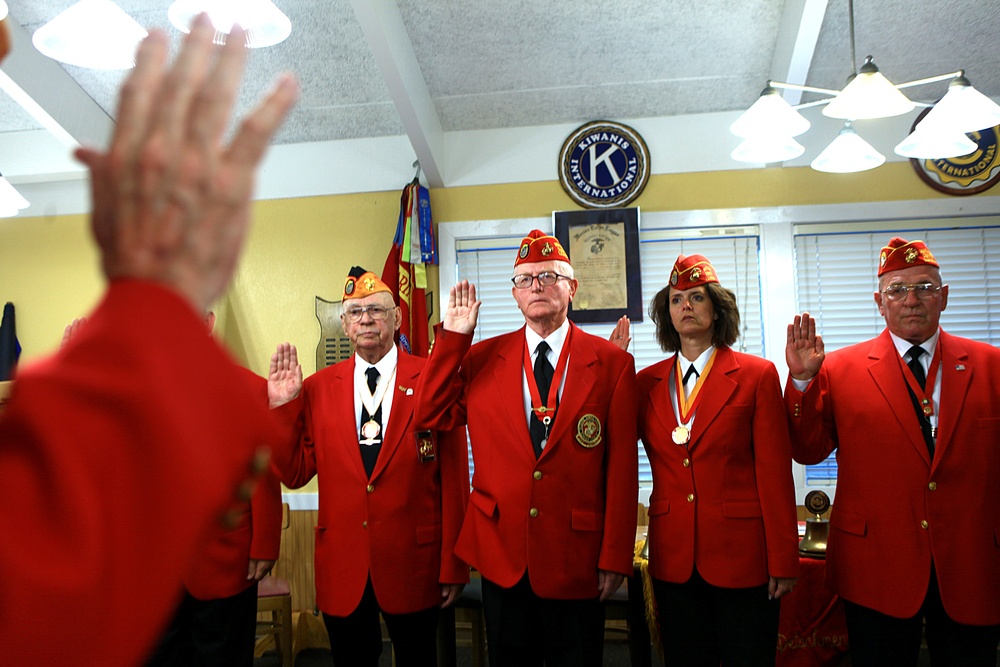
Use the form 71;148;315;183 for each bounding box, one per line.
799;490;830;559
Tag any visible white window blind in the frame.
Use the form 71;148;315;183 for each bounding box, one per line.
455;229;763;485
793;223;1000;484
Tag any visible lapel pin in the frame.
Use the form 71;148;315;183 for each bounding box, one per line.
399;385;414;395
955;364;966;371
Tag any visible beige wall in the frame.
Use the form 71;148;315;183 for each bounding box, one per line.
0;162;951;369
0;162;957;496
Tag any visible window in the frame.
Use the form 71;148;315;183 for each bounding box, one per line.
793;222;1000;484
452;220;763;485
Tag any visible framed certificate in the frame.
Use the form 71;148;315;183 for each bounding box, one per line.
554;207;643;324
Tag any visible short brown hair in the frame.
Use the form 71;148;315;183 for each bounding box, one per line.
649;282;741;352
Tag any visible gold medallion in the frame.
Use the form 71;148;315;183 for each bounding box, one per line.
360;420;381;445
575;414;602;448
672;425;690;445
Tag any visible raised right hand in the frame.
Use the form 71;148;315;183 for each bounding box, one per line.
74;15;299;316
786;312;825;381
443;280;481;334
268;342;302;408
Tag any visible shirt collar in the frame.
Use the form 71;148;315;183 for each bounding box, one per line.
678;346;715;375
888;329;940;361
524;319;570;360
354;344;398;380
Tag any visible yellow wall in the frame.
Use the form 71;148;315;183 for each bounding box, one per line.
0;163;962;496
0;162;954;370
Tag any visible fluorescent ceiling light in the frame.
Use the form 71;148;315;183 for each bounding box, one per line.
811;123;886;174
731;135;805;164
730;86;810;138
168;0;292;48
894;127;977;160
32;0;147;70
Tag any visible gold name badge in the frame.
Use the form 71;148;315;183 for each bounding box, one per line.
415;430;436;462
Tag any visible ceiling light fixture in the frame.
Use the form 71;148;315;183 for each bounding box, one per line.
0;172;30;218
731;0;1000;171
32;0;147;70
168;0;291;48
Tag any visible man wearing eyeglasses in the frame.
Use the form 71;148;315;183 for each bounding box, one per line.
267;266;469;667
785;237;1000;666
415;230;638;667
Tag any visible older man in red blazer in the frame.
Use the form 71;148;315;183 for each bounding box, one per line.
416;230;639;667
268;267;469;667
786;237;1000;666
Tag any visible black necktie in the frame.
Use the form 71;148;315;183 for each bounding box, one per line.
530;341;554;458
683;364;699;388
905;346;934;456
907;346;926;388
360;366;382;477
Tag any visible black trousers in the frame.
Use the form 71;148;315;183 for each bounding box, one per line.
322;577;440;667
652;568;781;667
145;582;259;667
481;574;605;667
843;566;1000;667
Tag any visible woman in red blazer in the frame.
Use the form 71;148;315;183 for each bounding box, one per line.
635;254;799;666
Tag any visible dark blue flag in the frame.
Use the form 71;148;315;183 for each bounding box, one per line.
0;302;21;381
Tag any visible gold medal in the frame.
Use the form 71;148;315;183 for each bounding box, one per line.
672;425;690;445
360;420;381;445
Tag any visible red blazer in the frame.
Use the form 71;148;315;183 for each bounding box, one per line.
271;348;469;616
785;328;1000;624
638;347;799;587
0;281;285;667
417;323;639;599
183;371;284;600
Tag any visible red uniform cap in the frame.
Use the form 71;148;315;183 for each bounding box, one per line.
878;237;939;276
669;254;719;289
343;266;392;301
514;229;570;267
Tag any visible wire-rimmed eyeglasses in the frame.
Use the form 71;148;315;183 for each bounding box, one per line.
511;272;571;289
343;305;392;322
881;283;943;302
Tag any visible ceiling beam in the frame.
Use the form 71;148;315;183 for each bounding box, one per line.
770;0;828;105
348;0;445;188
1;16;114;150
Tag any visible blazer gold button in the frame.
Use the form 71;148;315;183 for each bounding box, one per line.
529;508;539;518
928;481;937;491
920;520;929;529
366;484;375;493
682;458;690;467
362;521;367;528
533;471;542;480
686;494;694;502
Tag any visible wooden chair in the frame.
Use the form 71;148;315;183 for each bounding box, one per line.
256;503;294;666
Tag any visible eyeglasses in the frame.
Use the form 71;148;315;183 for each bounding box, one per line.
343;305;392;322
511;272;571;289
881;283;943;302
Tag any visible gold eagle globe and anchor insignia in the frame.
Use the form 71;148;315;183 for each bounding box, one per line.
575;414;602;448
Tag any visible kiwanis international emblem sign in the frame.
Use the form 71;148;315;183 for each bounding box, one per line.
559;121;650;209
